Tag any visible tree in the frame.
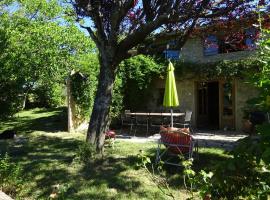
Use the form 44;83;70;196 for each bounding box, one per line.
247;13;270;112
0;0;95;117
71;0;270;152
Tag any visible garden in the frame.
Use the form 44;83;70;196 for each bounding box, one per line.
0;108;230;199
1;0;270;199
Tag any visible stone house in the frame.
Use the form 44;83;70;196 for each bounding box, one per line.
145;27;261;131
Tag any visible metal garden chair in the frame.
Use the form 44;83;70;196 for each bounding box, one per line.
155;129;198;166
120;110;135;135
175;110;194;133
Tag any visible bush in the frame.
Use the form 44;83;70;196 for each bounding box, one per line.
27;83;65;109
119;55;165;112
0;153;23;197
76;142;96;164
0;81;23;119
202;133;270;200
70;72;94;119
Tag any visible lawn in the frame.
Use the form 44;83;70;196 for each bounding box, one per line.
0;108;231;200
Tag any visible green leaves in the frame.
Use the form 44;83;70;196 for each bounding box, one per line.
121;55;165;90
0;0;96;117
0;152;23;196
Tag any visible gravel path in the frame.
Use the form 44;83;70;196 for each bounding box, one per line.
116;130;248;150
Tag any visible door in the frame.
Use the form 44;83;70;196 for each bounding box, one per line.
196;81;219;129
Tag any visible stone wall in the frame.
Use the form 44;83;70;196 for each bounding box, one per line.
144;37;260;131
146;78;196;126
235;79;259;131
181;37;255;63
176;79;196;125
148;78;259;131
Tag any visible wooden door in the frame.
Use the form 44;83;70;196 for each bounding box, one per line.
197;82;209;127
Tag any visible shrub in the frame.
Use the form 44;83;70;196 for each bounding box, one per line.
119;55;165;111
76;142;96;164
28;83;65;108
0;81;23;119
203;132;270;199
0;153;23;197
70;72;94;119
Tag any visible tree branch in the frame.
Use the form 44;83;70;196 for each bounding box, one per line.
201;0;246;19
80;24;100;46
109;0;134;44
117;14;173;54
74;1;107;42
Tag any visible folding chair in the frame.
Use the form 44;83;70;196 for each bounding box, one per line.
149;114;164;129
175;110;194;133
155;129;198;166
120;110;135;135
105;130;116;148
134;114;150;136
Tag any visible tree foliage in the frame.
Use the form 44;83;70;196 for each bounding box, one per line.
119;55;165;111
243;17;270;112
0;0;95;118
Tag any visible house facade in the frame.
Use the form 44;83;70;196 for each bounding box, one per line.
145;34;260;131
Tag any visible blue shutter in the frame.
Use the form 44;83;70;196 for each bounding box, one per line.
204;35;219;56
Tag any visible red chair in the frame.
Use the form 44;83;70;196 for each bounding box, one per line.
156;129;197;166
105;130;116;147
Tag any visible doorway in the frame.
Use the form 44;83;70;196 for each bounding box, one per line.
197;81;219;129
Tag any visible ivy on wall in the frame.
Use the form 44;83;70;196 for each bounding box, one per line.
173;58;260;80
119;55;166;111
69;55;166;122
70;72;93;119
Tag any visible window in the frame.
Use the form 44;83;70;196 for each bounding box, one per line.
204;35;219;56
203;27;258;55
163;40;181;60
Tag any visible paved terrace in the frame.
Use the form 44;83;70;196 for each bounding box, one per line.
117;130;248;150
0;192;13;200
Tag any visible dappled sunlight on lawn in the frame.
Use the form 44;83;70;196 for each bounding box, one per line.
0;107;68;133
0;108;232;199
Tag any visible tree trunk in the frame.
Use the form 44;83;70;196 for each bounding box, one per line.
86;50;116;153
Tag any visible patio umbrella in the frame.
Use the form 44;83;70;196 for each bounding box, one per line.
163;61;179;127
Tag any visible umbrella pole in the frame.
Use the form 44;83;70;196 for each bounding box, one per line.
171;108;173;127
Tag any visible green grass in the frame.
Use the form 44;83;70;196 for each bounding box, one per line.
0;108;231;200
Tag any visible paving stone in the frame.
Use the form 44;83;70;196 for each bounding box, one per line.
117;130;247;150
0;192;13;200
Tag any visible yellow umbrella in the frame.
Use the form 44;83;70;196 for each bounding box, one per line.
163;61;179;127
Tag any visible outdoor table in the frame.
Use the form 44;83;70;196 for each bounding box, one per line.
123;112;185;135
125;112;185;117
126;112;185;131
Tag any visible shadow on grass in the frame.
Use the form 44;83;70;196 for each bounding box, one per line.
0;136;80;198
19;115;67;133
0;107;67;134
141;145;232;189
0;137;158;199
80;156;141;189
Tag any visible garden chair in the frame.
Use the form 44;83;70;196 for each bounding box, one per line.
120;110;135;135
155;128;198;166
175;110;194;133
134;114;150;136
105;130;116;148
149;114;164;129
